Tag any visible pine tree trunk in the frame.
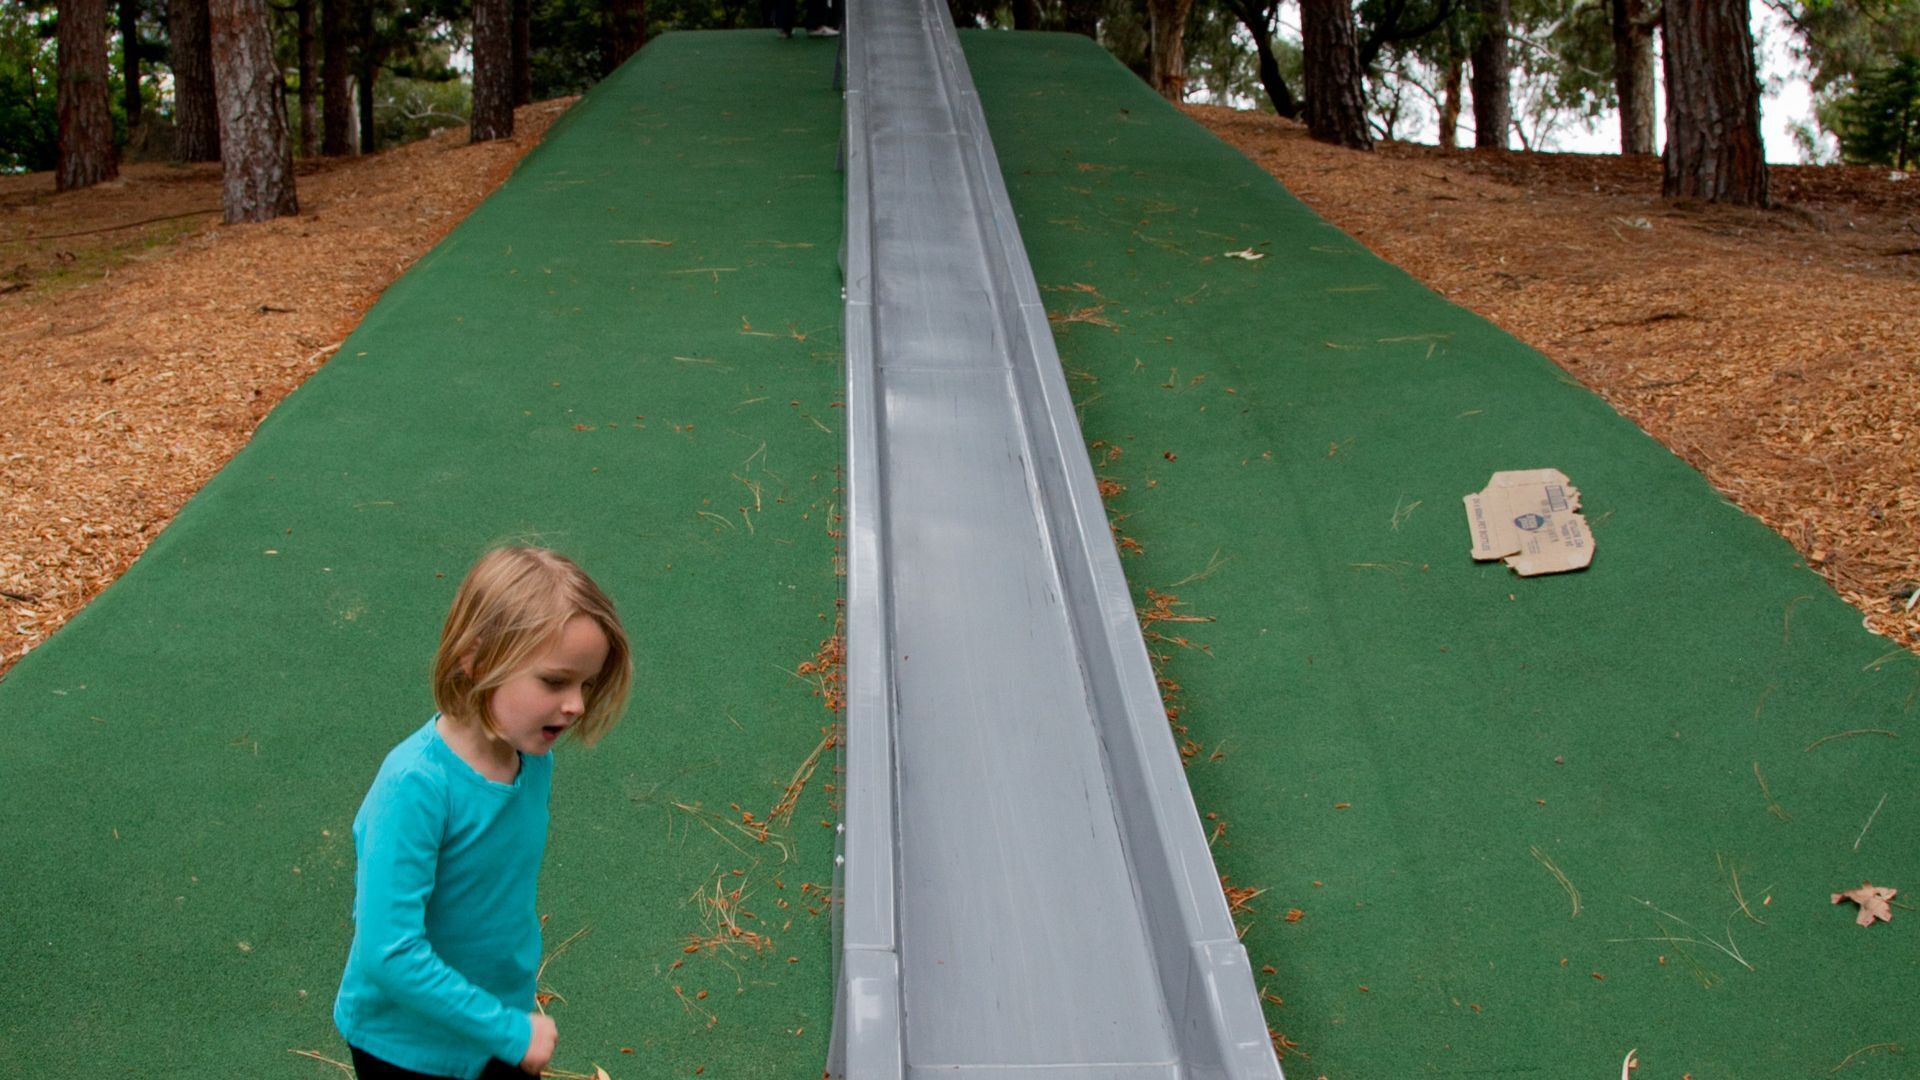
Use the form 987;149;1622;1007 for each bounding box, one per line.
512;0;531;106
602;0;645;76
320;0;349;154
1439;56;1463;149
210;0;297;222
58;0;119;189
1469;0;1510;148
118;0;141;126
1610;0;1655;154
1147;0;1194;101
1662;0;1768;205
471;0;515;142
169;0;221;161
296;0;316;156
1901;96;1913;170
356;66;376;154
355;0;377;154
1243;11;1298;119
1301;0;1373;149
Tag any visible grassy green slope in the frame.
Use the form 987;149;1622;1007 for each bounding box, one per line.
0;32;846;1080
970;30;1919;1079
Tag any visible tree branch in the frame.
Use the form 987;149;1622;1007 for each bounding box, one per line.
10;207;221;243
387;106;466;123
1359;0;1457;70
1505;30;1610;83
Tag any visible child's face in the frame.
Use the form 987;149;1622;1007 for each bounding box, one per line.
487;614;612;756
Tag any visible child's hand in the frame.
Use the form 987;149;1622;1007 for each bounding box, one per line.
520;1013;558;1075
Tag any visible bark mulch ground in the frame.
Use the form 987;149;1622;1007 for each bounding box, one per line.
0;99;572;673
1189;104;1920;653
3;97;1915;673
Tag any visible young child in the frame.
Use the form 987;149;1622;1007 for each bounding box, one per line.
335;547;632;1079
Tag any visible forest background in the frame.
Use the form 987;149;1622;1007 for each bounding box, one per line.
4;0;1919;182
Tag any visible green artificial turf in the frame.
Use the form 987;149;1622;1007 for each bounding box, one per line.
0;32;846;1079
966;31;1920;1080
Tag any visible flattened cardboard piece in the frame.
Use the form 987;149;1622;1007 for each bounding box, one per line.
1463;468;1593;576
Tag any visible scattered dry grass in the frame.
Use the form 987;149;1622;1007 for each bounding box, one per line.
1529;844;1583;918
662;618;845;1031
6;97;1915;677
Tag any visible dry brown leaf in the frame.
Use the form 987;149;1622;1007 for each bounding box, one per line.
1831;882;1898;926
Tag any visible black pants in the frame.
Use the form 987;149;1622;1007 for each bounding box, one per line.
349;1046;525;1080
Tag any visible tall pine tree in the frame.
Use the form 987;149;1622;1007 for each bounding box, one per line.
1839;56;1920;168
471;0;513;141
1662;0;1769;204
57;0;117;189
169;0;219;160
1302;0;1374;148
210;0;297;220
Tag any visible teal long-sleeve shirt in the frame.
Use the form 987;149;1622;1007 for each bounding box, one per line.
335;716;550;1078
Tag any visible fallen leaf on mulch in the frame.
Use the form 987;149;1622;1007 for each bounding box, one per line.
1831;882;1898;926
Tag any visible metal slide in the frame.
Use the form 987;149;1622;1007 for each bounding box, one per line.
827;2;1284;1076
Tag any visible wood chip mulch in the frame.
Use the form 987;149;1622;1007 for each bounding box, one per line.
1187;104;1919;655
0;100;574;674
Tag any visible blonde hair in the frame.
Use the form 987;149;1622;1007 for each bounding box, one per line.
432;547;632;746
